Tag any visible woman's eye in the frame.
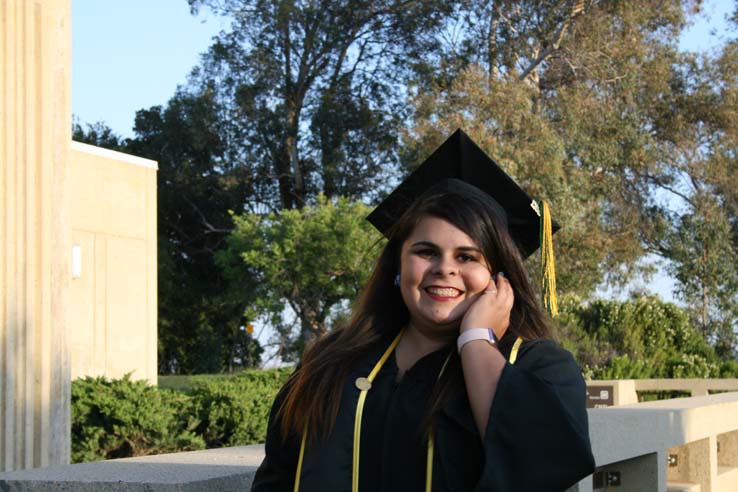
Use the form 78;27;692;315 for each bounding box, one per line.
458;254;476;262
415;249;436;257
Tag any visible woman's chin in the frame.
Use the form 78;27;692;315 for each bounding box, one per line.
423;315;463;332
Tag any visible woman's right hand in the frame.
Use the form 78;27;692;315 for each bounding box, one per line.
459;273;514;341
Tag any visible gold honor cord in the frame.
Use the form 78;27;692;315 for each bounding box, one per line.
509;336;523;364
351;329;404;492
293;333;524;492
425;353;452;492
292;329;404;492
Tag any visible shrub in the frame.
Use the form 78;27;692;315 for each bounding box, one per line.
557;295;725;379
72;368;293;462
71;375;205;463
191;367;293;447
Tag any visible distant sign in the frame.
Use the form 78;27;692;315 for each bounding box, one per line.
586;385;614;408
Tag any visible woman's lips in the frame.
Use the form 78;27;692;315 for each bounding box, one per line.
424;286;463;301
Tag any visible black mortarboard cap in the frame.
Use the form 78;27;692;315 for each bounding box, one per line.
366;129;560;259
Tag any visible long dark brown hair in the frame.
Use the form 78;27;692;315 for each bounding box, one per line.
276;181;554;442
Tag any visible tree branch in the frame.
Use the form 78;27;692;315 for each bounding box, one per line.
518;1;585;82
182;195;233;234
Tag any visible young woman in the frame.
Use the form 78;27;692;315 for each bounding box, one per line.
252;132;595;492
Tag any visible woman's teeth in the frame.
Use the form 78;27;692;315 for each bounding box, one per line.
426;287;461;297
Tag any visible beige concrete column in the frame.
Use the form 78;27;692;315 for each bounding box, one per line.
1;0;72;472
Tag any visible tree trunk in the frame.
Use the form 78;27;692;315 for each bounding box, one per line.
487;2;499;83
701;246;708;337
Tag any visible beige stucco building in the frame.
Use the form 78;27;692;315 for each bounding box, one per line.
70;142;158;384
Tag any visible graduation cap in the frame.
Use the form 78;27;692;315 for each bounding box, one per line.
367;128;560;315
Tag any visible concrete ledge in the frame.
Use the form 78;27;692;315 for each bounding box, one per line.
0;445;264;492
4;393;738;492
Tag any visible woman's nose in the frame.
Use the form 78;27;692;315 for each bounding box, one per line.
432;254;458;276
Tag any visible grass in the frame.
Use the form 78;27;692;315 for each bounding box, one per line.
158;367;294;393
158;374;234;393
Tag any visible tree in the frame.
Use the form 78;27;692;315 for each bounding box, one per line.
220;196;382;361
556;296;730;379
406;1;738;357
72;118;126;151
125;89;263;373
644;34;738;356
402;1;721;304
187;0;452;210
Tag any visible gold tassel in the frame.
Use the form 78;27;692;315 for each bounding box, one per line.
539;200;558;317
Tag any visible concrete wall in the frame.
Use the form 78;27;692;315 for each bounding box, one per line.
586;392;738;492
586;379;738;409
5;393;738;492
70;142;158;384
0;0;72;472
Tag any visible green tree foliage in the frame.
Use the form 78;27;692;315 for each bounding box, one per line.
557;296;729;379
401;1;738;355
74;1;738;368
643;25;738;355
187;0;452;209
71;375;205;463
127;91;265;374
72;118;126;151
220;197;382;360
404;0;695;296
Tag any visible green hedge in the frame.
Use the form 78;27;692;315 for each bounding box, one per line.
191;368;293;448
71;374;204;463
556;296;738;379
71;368;292;463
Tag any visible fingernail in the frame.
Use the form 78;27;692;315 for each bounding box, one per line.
499;271;505;277
492;273;497;281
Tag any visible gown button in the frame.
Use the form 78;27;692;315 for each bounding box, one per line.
355;377;372;391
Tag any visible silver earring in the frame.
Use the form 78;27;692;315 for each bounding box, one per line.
393;273;400;287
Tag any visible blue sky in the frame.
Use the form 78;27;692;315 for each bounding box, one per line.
72;0;225;137
71;0;735;306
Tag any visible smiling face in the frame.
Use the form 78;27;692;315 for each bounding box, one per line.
399;215;493;334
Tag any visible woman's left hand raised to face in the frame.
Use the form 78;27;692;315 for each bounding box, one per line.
459;273;514;340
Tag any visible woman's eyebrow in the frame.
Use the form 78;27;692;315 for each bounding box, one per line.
410;241;481;253
410;241;438;248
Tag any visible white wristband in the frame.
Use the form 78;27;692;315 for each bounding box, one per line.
457;328;497;354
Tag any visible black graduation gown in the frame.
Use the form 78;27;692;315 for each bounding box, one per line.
251;336;595;492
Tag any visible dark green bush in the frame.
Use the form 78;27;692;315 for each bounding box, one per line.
71;374;205;463
72;368;293;462
191;367;293;447
556;295;727;379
